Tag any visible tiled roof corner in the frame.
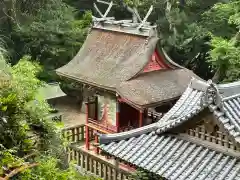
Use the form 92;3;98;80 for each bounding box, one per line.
205;80;240;145
155;78;211;134
211;93;240;144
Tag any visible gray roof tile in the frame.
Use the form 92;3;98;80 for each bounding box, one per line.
210;94;240;143
100;135;240;180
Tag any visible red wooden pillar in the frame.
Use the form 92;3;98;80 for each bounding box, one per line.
139;109;143;127
85;102;90;150
94;131;99;154
116;97;120;132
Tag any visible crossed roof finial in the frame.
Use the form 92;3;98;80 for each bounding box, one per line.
93;0;115;22
93;0;155;31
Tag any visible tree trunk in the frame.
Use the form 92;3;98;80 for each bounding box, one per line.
212;68;221;83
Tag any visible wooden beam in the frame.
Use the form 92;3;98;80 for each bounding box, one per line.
116;99;120;132
137;5;153;30
86;123;115;134
85;102;90;150
139;110;143;127
103;1;113;18
97;0;116;5
94;3;104;17
133;7;142;22
95;132;99;154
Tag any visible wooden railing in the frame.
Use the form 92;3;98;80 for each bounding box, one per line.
68;145;131;180
185;125;239;150
62;124;94;142
62;125;132;180
88;118;117;133
147;111;163;123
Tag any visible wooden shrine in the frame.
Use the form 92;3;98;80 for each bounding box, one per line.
56;1;199;153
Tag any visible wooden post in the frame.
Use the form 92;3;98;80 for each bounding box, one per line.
113;158;119;180
139;110;143;127
95;131;99;154
95;96;98;121
85;102;90;150
116;97;120;132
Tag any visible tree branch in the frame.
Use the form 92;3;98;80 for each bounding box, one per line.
1;163;39;180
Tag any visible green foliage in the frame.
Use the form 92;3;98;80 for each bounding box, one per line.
1;0;92;82
0;44;98;178
130;168;164;180
0;55;57;152
15;2;91;65
205;0;240;82
20;156;101;180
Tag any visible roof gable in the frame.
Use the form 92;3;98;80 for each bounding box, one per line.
142;52;167;73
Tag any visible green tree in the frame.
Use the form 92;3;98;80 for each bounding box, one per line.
114;0;219;79
0;46;100;179
130;168;164;180
204;0;240;82
0;0;92;82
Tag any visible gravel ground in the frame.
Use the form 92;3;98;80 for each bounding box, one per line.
53;96;86;128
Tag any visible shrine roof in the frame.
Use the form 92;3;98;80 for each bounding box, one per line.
56;28;158;91
56;25;198;107
117;68;199;108
36;83;66;100
99;78;240;180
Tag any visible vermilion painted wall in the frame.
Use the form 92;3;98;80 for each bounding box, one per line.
143;50;171;73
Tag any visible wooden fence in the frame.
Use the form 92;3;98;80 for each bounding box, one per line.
62;125;131;180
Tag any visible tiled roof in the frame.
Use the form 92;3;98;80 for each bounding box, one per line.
99;78;240;180
210;94;240;143
100;134;240;180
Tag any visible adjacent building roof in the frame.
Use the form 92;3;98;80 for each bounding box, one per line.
117;69;199;108
101;134;240;180
99;78;240;180
36;83;66;100
56;19;199;108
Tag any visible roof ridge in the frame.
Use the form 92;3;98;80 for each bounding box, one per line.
222;93;240;101
218;80;240;89
99;123;158;144
188;78;210;92
217;80;240;99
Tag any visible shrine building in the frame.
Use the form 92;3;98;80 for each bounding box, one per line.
56;7;199;152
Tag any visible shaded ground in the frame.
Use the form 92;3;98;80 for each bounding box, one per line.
53;96;86;128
